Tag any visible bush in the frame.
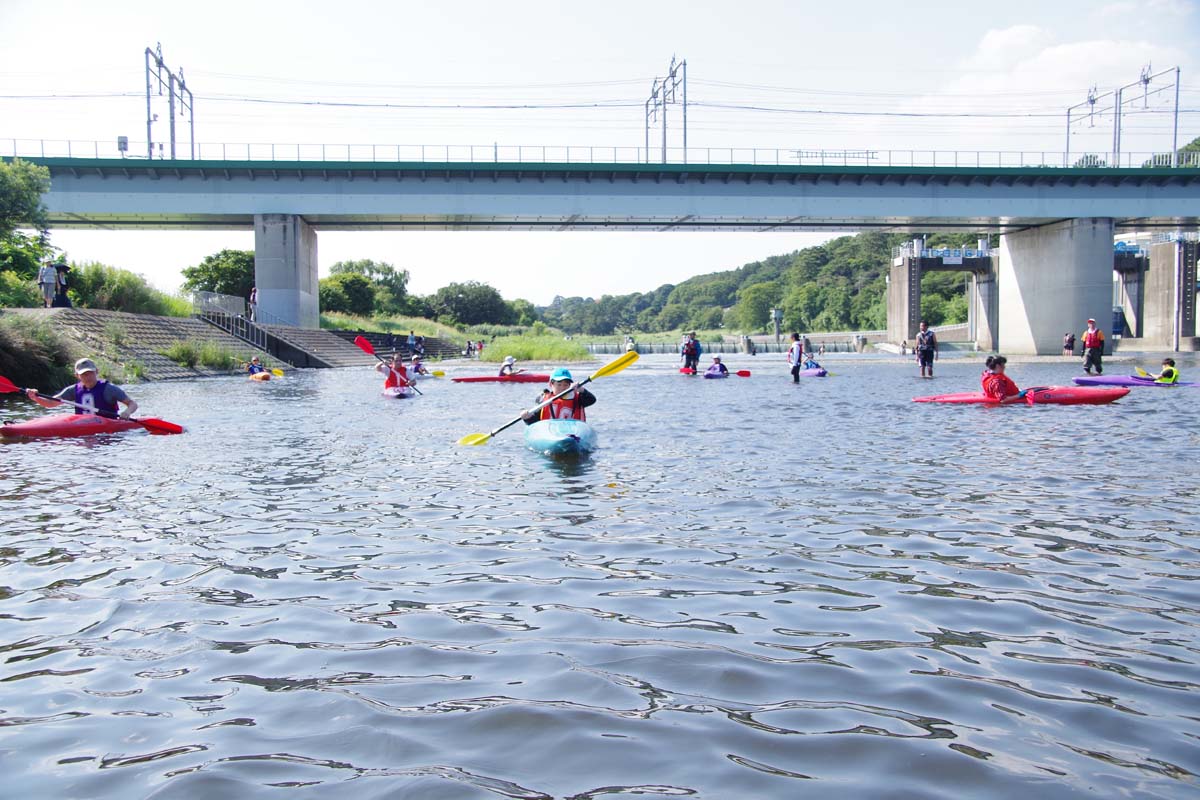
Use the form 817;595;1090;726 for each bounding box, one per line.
160;339;240;370
68;261;189;316
0;313;77;390
0;270;41;308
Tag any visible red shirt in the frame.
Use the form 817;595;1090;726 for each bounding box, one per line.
383;365;409;389
982;372;1020;401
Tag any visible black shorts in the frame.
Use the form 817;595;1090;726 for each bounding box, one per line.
918;350;934;367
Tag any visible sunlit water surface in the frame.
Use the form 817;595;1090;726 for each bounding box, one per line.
2;355;1198;799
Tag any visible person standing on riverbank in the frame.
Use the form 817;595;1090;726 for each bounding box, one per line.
1081;318;1104;375
1062;332;1075;356
248;286;257;321
36;260;57;307
25;358;139;419
787;332;804;383
916;321;938;378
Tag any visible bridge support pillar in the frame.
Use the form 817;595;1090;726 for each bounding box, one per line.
887;256;921;345
968;259;999;351
998;218;1114;355
1143;238;1199;350
254;214;318;329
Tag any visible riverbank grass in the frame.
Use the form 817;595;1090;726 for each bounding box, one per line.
161;340;242;370
478;335;590;362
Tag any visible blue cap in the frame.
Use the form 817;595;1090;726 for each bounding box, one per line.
550;368;573;381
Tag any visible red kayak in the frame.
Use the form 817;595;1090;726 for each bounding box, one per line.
913;386;1129;405
2;414;145;438
451;373;550;384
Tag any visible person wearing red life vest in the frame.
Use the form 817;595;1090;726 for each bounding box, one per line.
523;367;596;424
375;352;410;389
1081;318;1105;375
980;355;1026;404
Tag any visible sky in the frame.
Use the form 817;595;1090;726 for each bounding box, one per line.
2;0;1197;304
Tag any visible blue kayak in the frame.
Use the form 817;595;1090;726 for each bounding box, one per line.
524;419;598;456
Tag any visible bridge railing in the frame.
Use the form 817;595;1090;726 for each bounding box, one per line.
5;138;1199;169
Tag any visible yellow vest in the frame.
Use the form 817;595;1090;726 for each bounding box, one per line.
1155;366;1179;384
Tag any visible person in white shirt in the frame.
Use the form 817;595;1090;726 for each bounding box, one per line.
37;262;58;307
786;332;805;383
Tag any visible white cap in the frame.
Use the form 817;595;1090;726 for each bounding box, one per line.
504;356;515;364
74;358;98;374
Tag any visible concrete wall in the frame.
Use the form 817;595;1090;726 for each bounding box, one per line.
998;219;1114;355
254;214;319;329
887;259;921;345
1142;240;1199;348
969;260;999;351
1114;255;1146;338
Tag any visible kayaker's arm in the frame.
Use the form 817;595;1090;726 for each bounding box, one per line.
118;396;139;419
25;389;64;409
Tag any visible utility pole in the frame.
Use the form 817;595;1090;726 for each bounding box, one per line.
643;56;687;164
1065;86;1110;166
144;43;195;159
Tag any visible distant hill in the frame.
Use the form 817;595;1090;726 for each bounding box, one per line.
539;231;986;336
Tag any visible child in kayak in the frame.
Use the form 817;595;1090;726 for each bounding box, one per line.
981;355;1026;404
1151;358;1179;384
802;355;822;370
245;357;266;375
523;367;595;423
376;353;411;389
409;354;430;378
25;358;139;419
705;355;729;377
499;356;523;376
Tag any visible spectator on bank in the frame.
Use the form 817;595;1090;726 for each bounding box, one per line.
415;335;425;356
37;260;57;307
1062;332;1076;357
51;262;72;308
407;330;416;351
249;286;258;321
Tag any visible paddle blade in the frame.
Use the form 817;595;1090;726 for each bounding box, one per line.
353;336;376;356
0;375;21;394
1135;366;1150;377
457;432;491;446
271;368;285;377
679;367;695;375
735;370;751;377
591;351;639;380
137;417;185;435
432;370;445;377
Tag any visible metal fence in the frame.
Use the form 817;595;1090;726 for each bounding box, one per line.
5;138;1199;169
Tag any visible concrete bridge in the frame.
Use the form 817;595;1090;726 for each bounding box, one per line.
11;154;1200;354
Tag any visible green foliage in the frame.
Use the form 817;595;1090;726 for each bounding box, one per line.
1073;154;1107;168
104;320;127;348
430;281;514;326
318;311;462;341
160;339;240;370
329;259;409;314
0;231;54;280
319;272;376;316
180;249;255;298
68;261;188;316
0;270;41;307
478;335;590;362
0;313;77;391
729;281;779;331
0;159;50;237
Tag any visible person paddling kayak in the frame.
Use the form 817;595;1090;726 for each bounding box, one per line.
246;356;267;375
522;367;595;423
980;355;1026;404
409;354;430;378
1151;358;1179;384
376;352;411;390
499;356;523;376
705;355;729;378
24;358;140;419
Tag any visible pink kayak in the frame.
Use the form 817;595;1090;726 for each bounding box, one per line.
451;373;550;384
914;386;1129;405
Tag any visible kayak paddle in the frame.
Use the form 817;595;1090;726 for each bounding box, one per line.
353;336;423;395
0;375;184;435
458;351;639;446
735;370;751;377
680;367;695;375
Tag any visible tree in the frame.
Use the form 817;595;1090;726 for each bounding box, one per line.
730;282;778;332
319;272;375;316
330;259;409;314
0;159;50;239
509;298;538;326
430;281;513;325
181;249;255;299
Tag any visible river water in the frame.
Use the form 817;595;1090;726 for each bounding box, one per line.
2;354;1198;799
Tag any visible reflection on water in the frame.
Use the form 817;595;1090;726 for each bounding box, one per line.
1;356;1198;798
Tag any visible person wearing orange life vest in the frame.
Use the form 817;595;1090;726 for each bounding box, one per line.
522;367;596;424
1081;318;1105;375
375;352;410;389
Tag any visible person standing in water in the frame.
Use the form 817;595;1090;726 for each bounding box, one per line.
1081;318;1104;375
915;321;938;378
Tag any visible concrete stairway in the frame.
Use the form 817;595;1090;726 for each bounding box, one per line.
329;331;463;359
7;308;275;380
259;325;378;368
